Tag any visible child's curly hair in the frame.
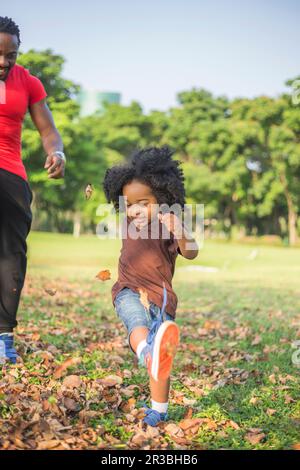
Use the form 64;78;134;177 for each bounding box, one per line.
103;146;186;211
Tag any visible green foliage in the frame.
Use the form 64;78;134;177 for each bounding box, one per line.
17;49;300;242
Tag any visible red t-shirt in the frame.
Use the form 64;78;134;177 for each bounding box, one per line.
0;64;47;181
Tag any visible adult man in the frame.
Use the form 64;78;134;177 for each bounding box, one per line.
0;17;65;363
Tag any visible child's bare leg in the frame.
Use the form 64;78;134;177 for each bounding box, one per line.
129;326;149;352
150;375;170;402
129;326;171;418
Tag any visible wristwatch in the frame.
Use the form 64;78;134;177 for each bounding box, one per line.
50;151;66;162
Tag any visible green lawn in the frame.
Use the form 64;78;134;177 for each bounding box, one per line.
0;231;299;450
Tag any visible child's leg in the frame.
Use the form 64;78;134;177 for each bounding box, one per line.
131;333;171;416
129;326;149;353
150;375;170;402
131;328;172;415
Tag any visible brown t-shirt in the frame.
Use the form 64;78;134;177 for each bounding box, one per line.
111;215;180;318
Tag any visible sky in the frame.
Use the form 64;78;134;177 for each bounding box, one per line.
3;0;300;112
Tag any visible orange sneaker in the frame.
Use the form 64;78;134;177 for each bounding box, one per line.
142;321;180;381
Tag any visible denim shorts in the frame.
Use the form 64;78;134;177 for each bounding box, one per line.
114;287;175;353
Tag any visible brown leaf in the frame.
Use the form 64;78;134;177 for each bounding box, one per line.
85;183;93;200
228;420;240;430
97;374;123;387
197;328;209;336
284;394;295;404
184;407;194;419
131;431;149;447
37;440;61;450
63;397;78;411
165;423;185;437
268;374;276;384
44;288;57;296
138;289;150;310
95;270;111;281
245;432;266;445
251;335;262;346
62;375;82;389
203;320;221;330
179;418;203;431
120;397;136;413
248;427;263;433
53;357;81;379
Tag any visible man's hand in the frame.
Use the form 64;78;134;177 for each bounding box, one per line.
44;153;65;179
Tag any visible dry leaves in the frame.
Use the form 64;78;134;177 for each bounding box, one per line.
44;288;57;296
62;375;82;389
0;277;298;451
245;428;266;445
53;357;81;379
138;289;150;310
95;270;111;281
85;183;93;200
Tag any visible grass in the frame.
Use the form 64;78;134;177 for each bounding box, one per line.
1;231;299;450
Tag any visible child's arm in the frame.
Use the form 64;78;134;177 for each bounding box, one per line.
158;213;199;260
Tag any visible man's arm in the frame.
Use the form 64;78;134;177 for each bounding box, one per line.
29;99;65;179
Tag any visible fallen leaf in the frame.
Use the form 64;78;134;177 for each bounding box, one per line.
165;423;185;437
63;375;82;389
228;420;240;430
95;270;111;281
249;396;260;405
245;432;266;445
98;375;123;387
251;335;262;346
120;398;136;413
138;289;150;310
44;288;57;296
131;431;149;447
37;440;61;450
85;183;93;200
63;397;78;411
268;374;276;384
53;357;81;379
203;320;221;330
179;418;203;431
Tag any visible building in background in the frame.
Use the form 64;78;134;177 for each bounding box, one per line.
77;90;121;116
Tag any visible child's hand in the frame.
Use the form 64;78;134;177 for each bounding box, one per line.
157;212;183;238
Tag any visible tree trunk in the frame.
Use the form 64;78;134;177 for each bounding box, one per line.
286;194;298;245
279;173;298;246
73;212;81;238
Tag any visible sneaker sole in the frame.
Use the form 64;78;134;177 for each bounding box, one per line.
151;321;180;381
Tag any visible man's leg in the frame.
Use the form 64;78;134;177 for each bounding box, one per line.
0;169;32;334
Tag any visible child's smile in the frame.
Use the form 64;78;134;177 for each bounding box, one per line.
123;179;159;229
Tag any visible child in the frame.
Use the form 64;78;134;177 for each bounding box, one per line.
103;146;198;427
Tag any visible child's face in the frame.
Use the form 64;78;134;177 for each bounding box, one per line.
123;179;158;230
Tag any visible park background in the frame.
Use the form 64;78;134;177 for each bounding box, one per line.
1;0;300;451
